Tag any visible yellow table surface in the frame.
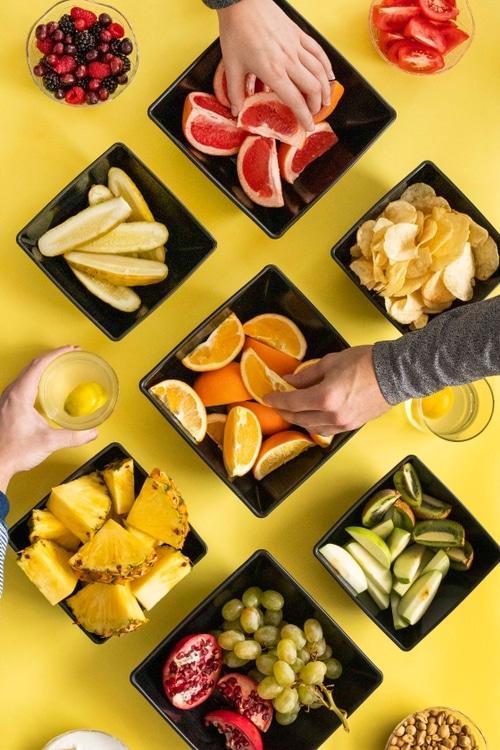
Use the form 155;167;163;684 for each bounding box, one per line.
1;1;499;748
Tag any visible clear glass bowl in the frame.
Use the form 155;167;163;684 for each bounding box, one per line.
385;707;487;750
43;730;129;750
26;0;138;105
369;0;474;75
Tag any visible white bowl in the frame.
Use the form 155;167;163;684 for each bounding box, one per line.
43;730;129;750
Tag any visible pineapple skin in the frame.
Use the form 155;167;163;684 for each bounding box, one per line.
130;547;191;610
17;540;78;605
102;458;135;516
29;509;81;552
47;472;111;543
126;469;189;548
67;582;147;637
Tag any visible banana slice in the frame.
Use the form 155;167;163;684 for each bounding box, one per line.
70;267;142;313
65;252;168;287
88;184;113;206
108;167;155;222
140;246;166;262
38;197;131;257
76;222;168;254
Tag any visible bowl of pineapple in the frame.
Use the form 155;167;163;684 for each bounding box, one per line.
9;442;207;643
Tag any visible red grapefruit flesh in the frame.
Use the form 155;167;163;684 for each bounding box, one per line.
245;74;271;97
213;60;271;108
237;135;284;208
278;122;338;183
237;92;305;148
182;92;247;156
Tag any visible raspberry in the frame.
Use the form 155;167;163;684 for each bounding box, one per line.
74;18;86;31
36;38;53;54
65;85;85;104
109;22;124;38
70;7;97;29
88;61;110;79
53;55;77;74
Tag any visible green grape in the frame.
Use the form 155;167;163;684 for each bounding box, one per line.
222;598;244;622
211;629;222;639
299;661;327;686
248;669;265;684
257;676;284;700
310;701;323;709
264;609;283;627
273;686;299;714
254;626;279;648
218;630;245;651
280;624;306;650
273;660;296;687
320;645;333;661
298;683;317;706
242;586;262;608
240;607;261;633
325;658;343;680
258;608;265;627
275;710;300;726
261;590;285;611
256;652;278;676
224;651;248;668
291;658;305;674
222;619;242;632
306;637;326;659
234;639;262;660
304;618;323;643
277;638;297;665
298;648;311;664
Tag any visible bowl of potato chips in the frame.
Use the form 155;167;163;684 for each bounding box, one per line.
331;161;499;332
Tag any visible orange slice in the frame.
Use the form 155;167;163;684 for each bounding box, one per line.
294;358;320;374
194;362;251;407
206;413;227;448
253;430;315;480
314;81;344;124
230;401;291;436
150;380;207;442
182;313;245;371
223;406;262;478
292;358;332;447
240;349;295;405
243;314;307;360
243;338;299;376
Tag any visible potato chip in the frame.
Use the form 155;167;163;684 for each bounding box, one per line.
398;275;428;297
373;216;393;239
383;200;417;224
400;183;436;211
356;220;376;257
415;210;424;235
430;212;470;271
350;243;362;259
382;261;408;297
384;223;419;261
422;271;455;304
418;217;437;246
424;195;450;212
407;246;432;279
350;258;376;289
410;314;429;330
472;235;499;281
387;293;423;325
467;217;489;248
443;242;475;301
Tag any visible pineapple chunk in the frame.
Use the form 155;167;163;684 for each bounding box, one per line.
125;522;159;552
29;509;80;551
47;472;111;542
17;540;78;605
126;469;189;548
70;519;157;583
67;582;147;637
102;458;135;516
130;547;191;610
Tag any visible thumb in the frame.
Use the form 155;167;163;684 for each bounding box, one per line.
225;63;246;117
286;361;325;388
50;428;98;450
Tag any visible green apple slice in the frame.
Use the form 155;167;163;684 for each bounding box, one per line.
421;549;450;577
345;542;392;595
393;578;411;597
413;520;465;548
393;544;428;583
390;591;409;630
398;570;442;625
345;526;391;568
361;489;398;527
387;527;411;562
371;519;394;540
319;544;368;594
366;577;390;610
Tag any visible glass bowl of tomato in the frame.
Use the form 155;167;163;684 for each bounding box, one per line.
369;0;474;74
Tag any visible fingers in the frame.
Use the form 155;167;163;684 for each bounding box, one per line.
300;33;334;80
297;48;331;108
285;360;325;388
270;408;329;430
265;382;325;412
49;427;98;451
287;60;323;118
271;75;315;132
13;346;79;402
225;61;247;116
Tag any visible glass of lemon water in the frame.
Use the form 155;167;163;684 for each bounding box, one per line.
405;380;494;441
38;351;119;430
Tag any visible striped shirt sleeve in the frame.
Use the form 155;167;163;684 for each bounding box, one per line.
0;492;9;598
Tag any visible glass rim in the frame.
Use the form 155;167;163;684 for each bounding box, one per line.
43;729;129;750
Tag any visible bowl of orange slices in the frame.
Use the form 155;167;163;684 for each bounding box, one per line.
140;265;357;517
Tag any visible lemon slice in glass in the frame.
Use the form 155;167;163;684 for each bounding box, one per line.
421;387;455;420
64;382;109;417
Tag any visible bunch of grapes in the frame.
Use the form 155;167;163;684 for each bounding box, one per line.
215;586;349;730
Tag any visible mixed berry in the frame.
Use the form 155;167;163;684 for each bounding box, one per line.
32;6;134;105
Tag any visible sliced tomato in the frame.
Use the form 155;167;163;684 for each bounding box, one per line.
418;0;459;22
372;4;420;31
405;15;447;52
396;40;445;72
439;23;469;52
386;39;408;63
381;0;418;5
378;30;405;55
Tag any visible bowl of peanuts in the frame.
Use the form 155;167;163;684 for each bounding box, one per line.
385;707;487;750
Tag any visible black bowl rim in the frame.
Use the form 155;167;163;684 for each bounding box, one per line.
130;547;383;749
313;453;500;651
8;440;208;644
147;0;397;239
16;141;217;341
139;263;358;518
330;159;500;334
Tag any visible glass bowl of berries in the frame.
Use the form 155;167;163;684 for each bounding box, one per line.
27;1;138;105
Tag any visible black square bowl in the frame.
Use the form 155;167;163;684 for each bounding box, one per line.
331;160;500;333
148;0;395;238
8;442;207;644
140;265;356;518
16;143;216;340
314;455;500;651
131;549;382;750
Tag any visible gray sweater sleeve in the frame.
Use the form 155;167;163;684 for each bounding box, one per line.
202;0;241;8
373;297;500;405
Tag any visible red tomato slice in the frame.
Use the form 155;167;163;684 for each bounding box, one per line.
418;0;459;22
396;40;445;72
405;15;447;52
386;39;408;63
440;23;469;52
372;4;420;31
379;30;405;56
381;0;417;5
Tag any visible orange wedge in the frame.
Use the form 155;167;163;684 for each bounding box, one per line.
253;431;315;480
194;362;251;407
243;314;307;360
182;313;245;371
240;349;295;405
223;406;262;478
206;413;227;448
150;379;207;442
292;358;332;447
314;80;344;124
243;338;299;376
230;401;291;436
294;358;320;374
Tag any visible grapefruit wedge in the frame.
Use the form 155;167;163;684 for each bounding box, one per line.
238;92;305;148
182;92;247;156
213;60;270;108
237;135;284;208
278;122;338;184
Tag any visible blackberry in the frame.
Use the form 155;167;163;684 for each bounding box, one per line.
88;24;102;45
80;76;91;90
58;14;74;35
42;72;61;92
75;51;87;65
119;55;131;73
110;39;122;55
75;30;94;54
101;76;118;93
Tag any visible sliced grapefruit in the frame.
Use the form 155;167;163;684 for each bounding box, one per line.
243;338;299;376
182;313;245;372
206;413;227;448
240;349;294;405
223;406;262;478
182;92;247;156
230;400;291;436
238;92;305;148
150;379;207;443
253;431;315;480
194;362;251;407
313;80;344;123
245;74;271;97
213;60;270;107
243;314;307;359
237;135;284;208
278;122;338;184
